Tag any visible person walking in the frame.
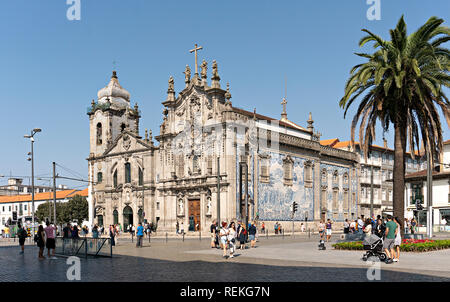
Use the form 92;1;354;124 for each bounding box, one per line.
238;224;247;250
318;220;325;240
274;222;278;234
363;218;372;239
393;217;402;262
92;225;99;239
36;225;46;260
325;219;332;242
71;225;80;239
248;221;257;248
109;225;116;246
410;218;417;234
136;223;144;248
62;223;71;253
219;222;229;258
383;215;398;264
176;221;180;235
227;221;237;258
357;216;364;234
180;221;185;235
349;220;356;233
210;220;217;248
261;222;265;234
374;218;386;238
17;223;28;255
343;219;350;234
44;222;57;259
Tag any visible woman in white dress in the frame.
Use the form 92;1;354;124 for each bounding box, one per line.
393;217;402;262
219;222;229;258
227;222;237;258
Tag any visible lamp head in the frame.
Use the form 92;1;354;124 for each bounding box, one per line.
33;128;42;133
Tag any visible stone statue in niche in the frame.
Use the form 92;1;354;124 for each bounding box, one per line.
206;197;212;215
178;198;184;216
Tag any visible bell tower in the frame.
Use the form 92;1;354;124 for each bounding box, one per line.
87;71;140;157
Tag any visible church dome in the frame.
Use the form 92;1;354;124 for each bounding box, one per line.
97;71;130;107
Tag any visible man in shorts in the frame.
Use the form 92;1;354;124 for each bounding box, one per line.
44;221;57;259
17;223;28;254
383;215;397;264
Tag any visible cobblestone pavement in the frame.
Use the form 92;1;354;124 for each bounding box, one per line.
1;236;449;282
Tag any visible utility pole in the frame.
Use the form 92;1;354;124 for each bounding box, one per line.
53;162;57;225
427;150;433;238
217;156;220;225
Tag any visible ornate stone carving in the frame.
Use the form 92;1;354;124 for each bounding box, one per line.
183;65;191;85
200;59;207;79
123;134;131;150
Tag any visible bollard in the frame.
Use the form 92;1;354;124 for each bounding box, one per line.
266;229;268;239
183;232;185;242
308;228;311;238
282;230;284;239
165;232;168;243
199;231;201;241
131;233;133;243
148;233;151;243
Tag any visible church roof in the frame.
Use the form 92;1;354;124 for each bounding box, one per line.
97;71;130;108
231;107;312;134
320;138;340;147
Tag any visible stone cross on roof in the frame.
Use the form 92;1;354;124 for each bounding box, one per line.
189;44;203;75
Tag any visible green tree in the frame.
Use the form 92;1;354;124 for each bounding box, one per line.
35;201;69;225
64;195;89;225
339;16;450;225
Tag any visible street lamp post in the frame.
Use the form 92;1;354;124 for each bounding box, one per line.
24;128;41;237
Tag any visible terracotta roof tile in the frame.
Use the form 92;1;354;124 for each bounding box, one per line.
0;188;88;204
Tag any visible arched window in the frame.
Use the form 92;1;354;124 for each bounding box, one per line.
113;170;118;188
138;208;144;223
97;215;104;227
97;172;103;184
113;209;119;225
283;156;293;186
138;167;143;186
96;123;102;145
125;163;131;183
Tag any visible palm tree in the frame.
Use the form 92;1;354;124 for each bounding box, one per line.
339;16;450;226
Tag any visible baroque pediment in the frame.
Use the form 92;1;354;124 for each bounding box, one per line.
102;130;153;157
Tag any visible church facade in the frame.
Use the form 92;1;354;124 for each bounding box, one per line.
87;53;360;232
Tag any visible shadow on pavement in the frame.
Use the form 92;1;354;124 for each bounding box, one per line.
0;245;449;282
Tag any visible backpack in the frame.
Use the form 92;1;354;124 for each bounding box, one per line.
33;233;39;243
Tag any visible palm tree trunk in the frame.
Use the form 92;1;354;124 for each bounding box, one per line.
393;123;406;232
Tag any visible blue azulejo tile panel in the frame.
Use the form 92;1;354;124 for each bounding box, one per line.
257;152;314;221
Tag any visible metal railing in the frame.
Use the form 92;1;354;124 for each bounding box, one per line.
55;237;112;258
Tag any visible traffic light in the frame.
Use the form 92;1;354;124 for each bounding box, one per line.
293;202;298;213
12;211;17;221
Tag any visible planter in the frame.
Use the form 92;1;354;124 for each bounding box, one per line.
332;239;450;252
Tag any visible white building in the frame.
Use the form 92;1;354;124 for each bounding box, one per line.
405;140;450;232
321;139;425;217
0;188;88;231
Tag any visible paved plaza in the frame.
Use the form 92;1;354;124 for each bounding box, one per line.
0;234;449;282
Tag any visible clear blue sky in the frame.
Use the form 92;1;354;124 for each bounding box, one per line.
0;0;449;188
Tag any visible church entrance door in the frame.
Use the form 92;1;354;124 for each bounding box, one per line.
188;199;200;231
123;206;133;232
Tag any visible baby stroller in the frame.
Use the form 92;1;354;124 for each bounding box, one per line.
362;234;387;261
